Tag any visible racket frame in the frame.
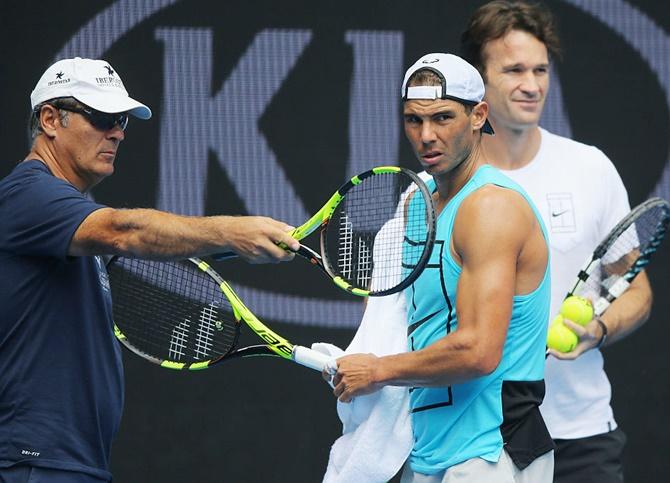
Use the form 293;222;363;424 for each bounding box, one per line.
110;257;333;371
213;165;436;297
566;196;670;315
315;166;436;296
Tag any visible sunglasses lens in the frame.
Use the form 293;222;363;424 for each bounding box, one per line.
51;103;129;131
116;114;129;130
88;111;128;131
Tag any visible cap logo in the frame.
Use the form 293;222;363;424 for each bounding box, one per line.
47;71;71;87
422;58;440;64
95;65;124;89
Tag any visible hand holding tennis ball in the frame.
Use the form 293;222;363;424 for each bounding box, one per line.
546;315;578;353
560;296;594;326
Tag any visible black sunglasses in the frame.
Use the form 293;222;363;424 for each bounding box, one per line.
49;102;129;131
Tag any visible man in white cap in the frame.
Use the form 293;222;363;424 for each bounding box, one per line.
330;53;554;482
0;57;299;482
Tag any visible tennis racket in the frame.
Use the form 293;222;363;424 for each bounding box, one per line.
107;256;335;371
566;197;669;315
213;166;436;297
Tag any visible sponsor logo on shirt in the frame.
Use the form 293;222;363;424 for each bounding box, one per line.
95;256;111;292
546;193;576;233
21;449;41;457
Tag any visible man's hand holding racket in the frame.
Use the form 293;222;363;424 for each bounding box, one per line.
547;197;669;359
219;216;300;264
329;353;384;403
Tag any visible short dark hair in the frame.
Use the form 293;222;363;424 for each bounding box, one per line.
405;70;479;138
407;69;442;89
406;70;474;115
460;1;562;78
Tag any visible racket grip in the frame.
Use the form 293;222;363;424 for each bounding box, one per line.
212;244;295;262
293;345;337;374
211;251;237;261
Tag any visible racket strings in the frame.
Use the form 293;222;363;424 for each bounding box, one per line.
108;258;239;363
323;172;432;293
576;203;669;300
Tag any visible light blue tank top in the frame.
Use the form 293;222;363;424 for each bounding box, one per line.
404;164;551;474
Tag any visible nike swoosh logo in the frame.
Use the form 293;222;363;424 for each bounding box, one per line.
552;210;569;217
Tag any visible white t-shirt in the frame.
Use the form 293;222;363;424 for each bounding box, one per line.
500;128;630;439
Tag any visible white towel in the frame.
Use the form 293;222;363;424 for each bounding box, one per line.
318;292;412;483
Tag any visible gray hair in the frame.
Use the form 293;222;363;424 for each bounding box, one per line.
28;97;80;142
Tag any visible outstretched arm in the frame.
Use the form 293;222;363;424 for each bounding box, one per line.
69;207;300;263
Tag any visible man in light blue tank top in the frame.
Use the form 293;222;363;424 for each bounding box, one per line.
331;53;554;482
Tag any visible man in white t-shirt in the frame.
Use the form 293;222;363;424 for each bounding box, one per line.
460;2;653;482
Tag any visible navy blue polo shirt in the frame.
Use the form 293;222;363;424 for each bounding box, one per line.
0;160;123;480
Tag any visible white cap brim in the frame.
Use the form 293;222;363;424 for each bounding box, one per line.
75;92;152;119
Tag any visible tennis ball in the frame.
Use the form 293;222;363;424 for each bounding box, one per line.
560;296;594;326
547;315;578;353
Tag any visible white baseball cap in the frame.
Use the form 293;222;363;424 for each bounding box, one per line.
30;57;151;119
401;53;493;135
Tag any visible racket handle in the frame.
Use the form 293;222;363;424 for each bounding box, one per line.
212;242;297;262
293;345;337;374
211;251;237;261
213;245;306;263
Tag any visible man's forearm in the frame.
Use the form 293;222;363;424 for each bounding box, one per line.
106;208;234;258
600;272;653;346
69;207;298;262
375;329;501;388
